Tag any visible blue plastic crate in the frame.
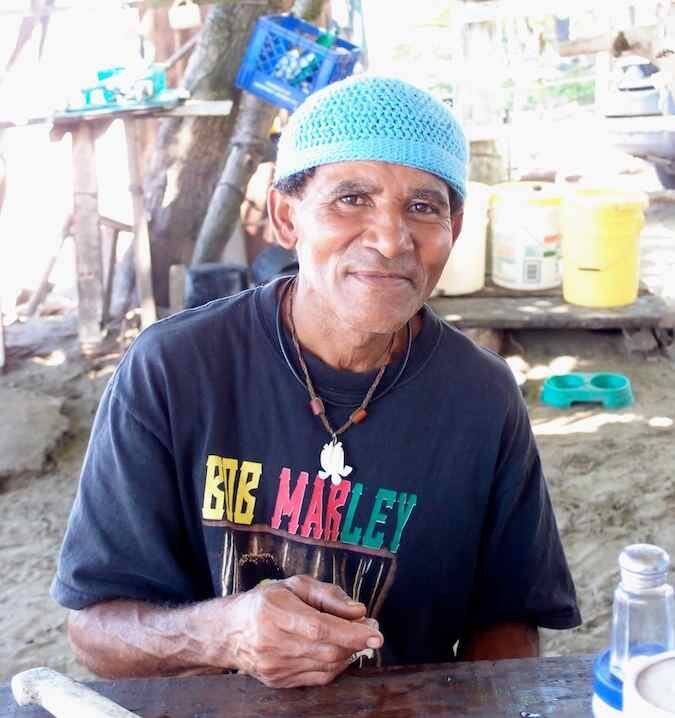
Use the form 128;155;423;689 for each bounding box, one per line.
235;14;360;111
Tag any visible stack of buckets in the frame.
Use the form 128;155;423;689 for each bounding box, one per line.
437;181;648;307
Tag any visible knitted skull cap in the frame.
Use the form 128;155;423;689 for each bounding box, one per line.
275;75;468;201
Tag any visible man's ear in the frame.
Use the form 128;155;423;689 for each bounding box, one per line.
267;187;298;250
450;207;464;243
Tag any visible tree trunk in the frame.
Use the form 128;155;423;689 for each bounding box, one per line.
144;0;292;306
190;0;330;267
191;90;277;264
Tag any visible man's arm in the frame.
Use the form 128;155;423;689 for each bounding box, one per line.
67;599;230;678
67;576;384;687
458;622;539;661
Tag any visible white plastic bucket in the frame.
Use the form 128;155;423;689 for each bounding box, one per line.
435;181;491;296
624;652;675;716
491;182;562;290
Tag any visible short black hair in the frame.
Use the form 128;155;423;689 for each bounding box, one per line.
273;167;316;197
273;166;463;213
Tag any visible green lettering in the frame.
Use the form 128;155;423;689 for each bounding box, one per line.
362;488;397;550
339;482;364;545
390;492;417;553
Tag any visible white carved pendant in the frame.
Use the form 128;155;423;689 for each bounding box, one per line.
318;438;353;486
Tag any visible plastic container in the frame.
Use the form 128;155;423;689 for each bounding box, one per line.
169;0;201;30
434;182;491;296
624;652;675;716
610;545;675;680
593;649;624;717
235;15;360;111
184;263;249;309
561;189;648;308
490;182;562;290
540;372;634;409
594;545;675;716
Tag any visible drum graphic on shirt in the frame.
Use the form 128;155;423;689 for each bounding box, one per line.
219;523;397;623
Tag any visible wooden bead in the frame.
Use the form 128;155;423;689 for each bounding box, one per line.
350;408;367;424
309;397;325;416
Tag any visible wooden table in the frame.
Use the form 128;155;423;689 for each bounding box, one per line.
1;655;594;717
429;279;675;332
0;99;233;353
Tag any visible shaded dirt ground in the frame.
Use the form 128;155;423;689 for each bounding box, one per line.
1;201;674;683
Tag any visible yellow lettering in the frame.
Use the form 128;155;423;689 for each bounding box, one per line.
202;455;225;520
234;460;262;525
222;458;239;522
203;456;262;525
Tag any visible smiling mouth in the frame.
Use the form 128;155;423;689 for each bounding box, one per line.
350;271;413;286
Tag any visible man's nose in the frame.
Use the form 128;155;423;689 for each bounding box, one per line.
363;211;413;258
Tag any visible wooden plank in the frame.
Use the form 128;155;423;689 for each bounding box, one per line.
0;655;595;717
71;122;105;349
164;99;234;117
0;100;234;130
558;25;660;60
0;115;51;130
434;277;652;300
123;118;157;329
52;99;233;125
429;292;675;330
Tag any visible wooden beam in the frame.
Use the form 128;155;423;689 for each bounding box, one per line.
124;118;157;328
162;99;233;117
1;100;233;130
71;123;105;350
558;26;659;59
429;293;675;330
162;34;198;71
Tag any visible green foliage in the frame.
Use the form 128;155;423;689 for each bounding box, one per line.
541;79;595;107
501;78;595;112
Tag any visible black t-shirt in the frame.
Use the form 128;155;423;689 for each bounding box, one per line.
51;277;581;666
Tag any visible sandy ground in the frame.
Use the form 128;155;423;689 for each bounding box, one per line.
1;204;674;684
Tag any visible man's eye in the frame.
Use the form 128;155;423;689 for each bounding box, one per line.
410;202;437;214
339;194;364;206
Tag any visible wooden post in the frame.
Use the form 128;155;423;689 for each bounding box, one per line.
124;118;157;328
71;122;105;350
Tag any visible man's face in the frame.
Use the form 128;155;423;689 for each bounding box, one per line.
269;160;461;334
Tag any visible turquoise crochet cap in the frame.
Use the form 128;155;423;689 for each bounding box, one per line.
275;75;468;201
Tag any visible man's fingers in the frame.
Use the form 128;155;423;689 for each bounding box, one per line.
261;659;356;688
282;575;367;619
282;607;383;652
281;635;354;664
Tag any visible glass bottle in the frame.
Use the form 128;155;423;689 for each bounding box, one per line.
609;543;675;681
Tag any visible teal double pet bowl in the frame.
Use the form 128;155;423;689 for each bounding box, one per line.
540;372;634;409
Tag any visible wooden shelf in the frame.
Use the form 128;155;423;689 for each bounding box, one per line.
429;279;675;330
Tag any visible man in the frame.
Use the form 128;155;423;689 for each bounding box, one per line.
52;76;581;688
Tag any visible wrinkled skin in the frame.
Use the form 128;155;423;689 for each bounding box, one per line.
68;575;383;687
268;160;464;371
223;576;382;688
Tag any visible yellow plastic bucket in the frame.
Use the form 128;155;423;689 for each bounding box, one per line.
561;189;648;308
491;182;563;290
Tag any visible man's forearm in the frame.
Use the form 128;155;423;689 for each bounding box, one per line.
458;622;539;661
67;598;237;678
